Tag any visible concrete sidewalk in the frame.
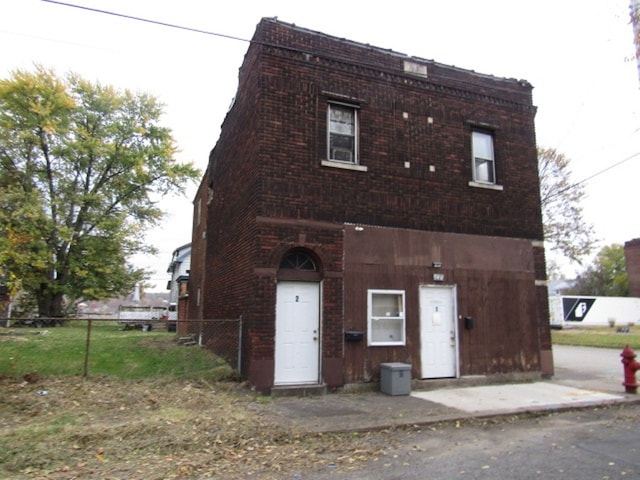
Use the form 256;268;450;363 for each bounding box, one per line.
260;345;640;434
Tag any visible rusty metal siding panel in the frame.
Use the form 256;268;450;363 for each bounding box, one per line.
343;226;543;382
460;271;539;375
344;263;420;383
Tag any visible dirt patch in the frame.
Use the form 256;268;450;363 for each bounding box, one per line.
0;330;46;342
138;337;181;349
0;376;390;479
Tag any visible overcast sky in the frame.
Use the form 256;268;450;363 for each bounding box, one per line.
2;0;639;289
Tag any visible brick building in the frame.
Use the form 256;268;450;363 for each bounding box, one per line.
166;242;191;332
625;238;640;297
188;18;552;393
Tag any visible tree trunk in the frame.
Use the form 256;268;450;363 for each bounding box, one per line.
37;284;65;319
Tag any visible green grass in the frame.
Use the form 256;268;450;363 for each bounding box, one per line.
0;322;235;380
552;326;640;350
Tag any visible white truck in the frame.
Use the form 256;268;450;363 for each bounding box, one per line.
549;295;640;328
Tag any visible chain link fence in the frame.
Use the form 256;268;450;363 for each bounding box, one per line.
0;317;242;379
176;317;244;372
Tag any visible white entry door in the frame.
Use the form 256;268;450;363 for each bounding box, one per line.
420;285;457;379
275;281;320;385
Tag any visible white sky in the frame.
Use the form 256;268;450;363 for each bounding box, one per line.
2;0;639;289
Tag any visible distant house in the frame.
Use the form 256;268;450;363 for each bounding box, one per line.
625;238;640;297
548;279;574;296
188;18;552;393
166;243;191;330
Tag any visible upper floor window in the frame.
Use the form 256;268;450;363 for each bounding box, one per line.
471;131;496;184
328;103;358;164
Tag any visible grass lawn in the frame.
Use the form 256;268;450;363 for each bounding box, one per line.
0;322;386;479
552;325;640;350
0;321;235;380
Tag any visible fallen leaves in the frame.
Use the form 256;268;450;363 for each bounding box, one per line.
0;376;386;479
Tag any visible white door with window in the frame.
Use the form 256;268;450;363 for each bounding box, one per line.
420;285;457;378
275;281;320;385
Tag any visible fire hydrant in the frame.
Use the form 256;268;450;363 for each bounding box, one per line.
621;345;640;393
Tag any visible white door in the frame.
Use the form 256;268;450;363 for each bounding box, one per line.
420;285;457;379
275;281;320;385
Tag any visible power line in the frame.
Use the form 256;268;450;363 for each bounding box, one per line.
41;0;251;43
40;0;550;98
43;0;640;201
576;151;640;187
547;151;640;201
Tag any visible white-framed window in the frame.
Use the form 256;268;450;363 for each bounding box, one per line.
471;131;496;184
367;289;406;346
327;102;358;164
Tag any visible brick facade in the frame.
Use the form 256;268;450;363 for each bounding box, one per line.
189;18;551;392
625;238;640;297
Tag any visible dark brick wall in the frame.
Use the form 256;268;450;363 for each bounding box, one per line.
253;18;543;240
191;18;546;388
201;42;262;319
625;239;640;297
189;41;264;374
186;168;209;325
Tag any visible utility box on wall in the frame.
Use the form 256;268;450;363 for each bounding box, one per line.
380;362;411;395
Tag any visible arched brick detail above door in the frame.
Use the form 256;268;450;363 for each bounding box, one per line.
276;247;323;281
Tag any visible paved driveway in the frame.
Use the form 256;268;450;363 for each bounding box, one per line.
552;344;624;393
261;345;634;434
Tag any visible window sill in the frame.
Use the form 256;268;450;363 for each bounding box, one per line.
368;341;406;347
321;160;368;172
468;181;504;191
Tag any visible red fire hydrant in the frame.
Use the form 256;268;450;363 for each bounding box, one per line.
621;345;640;393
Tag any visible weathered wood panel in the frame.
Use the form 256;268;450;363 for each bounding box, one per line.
344;225;543;383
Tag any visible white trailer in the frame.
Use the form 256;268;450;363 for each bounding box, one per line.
549;295;640;328
118;305;170;330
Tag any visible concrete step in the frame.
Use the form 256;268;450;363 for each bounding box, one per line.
176;335;197;346
271;384;327;397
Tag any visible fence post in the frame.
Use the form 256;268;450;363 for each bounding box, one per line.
83;318;92;378
237;315;243;374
